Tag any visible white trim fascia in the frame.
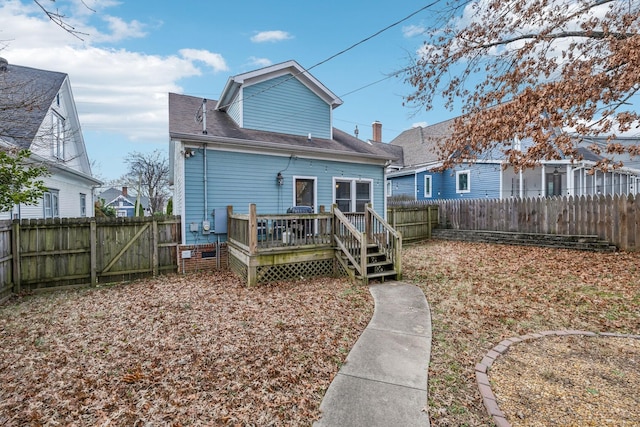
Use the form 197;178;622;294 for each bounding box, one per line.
215;60;343;111
171;133;392;166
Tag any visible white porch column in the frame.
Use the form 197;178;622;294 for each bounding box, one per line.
519;169;524;198
541;165;546;197
566;164;572;196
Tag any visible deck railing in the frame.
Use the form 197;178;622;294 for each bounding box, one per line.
227;205;333;254
366;205;402;278
227;204;402;285
333;208;366;278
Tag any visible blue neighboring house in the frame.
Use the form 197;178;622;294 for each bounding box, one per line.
97;187;149;217
388;117;640;201
169;60;402;245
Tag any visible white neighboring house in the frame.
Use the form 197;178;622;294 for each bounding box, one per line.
0;58;101;220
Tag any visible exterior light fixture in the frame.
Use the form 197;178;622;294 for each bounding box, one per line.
276;172;284;186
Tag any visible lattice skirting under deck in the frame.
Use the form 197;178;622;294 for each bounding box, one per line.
255;259;338;284
229;253;248;282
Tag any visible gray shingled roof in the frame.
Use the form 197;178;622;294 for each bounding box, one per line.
389;118;455;167
98;187;149;209
0;61;66;149
169;92;402;163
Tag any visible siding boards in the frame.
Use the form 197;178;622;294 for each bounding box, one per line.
243;75;331;139
183;148;385;244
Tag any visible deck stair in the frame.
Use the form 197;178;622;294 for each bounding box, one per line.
333;205;402;285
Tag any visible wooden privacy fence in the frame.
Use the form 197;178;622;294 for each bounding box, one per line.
0;215;181;299
387;205;439;243
434;194;640;251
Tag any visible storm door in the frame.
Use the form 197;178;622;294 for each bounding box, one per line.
294;177;315;211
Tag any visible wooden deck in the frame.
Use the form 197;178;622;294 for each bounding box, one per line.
227;204;402;286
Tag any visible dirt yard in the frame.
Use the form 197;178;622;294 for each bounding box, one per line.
1;240;638;426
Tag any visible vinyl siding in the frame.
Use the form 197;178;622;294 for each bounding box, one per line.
389;175;415;198
437;164;501;199
11;172;95;219
227;91;242;126
242;74;331;139
182;148;385;244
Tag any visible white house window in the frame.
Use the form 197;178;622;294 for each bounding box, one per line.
80;193;86;217
52;111;65;160
456;170;470;193
386;180;392;197
424;175;432;198
117;210;127;217
43;190;59;218
335;179;372;212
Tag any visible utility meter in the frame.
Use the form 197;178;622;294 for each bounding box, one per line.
202;220;211;234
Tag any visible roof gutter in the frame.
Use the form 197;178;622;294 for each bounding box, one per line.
169;131;396;165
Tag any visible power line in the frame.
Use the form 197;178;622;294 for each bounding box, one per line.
216;3;436;111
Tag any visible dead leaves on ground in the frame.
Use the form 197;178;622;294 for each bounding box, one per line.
0;272;372;426
403;240;640;427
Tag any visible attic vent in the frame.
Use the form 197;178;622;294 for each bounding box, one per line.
0;57;7;72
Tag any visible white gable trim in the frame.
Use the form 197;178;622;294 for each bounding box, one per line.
216;60;343;111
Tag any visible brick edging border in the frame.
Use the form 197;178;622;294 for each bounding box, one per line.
475;330;640;427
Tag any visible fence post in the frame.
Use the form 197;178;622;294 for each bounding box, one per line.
11;221;21;294
152;218;159;276
90;219;97;285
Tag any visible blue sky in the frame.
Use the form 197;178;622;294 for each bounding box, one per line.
1;0;452;182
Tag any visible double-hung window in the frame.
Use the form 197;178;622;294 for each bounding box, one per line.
43;190;59;218
334;179;372;212
52;111;65;160
80;193;87;217
456;170;471;194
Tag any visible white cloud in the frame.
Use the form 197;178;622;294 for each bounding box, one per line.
95;15;147;42
0;1;228;144
412;122;428;128
250;30;293;43
402;24;425;38
179;49;229;72
247;56;272;68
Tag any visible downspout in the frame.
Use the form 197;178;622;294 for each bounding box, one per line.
202;99;208;224
203;145;208;222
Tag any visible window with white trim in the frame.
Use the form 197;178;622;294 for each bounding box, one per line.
424;175;432;198
335;179;372;212
456;170;470;193
51;111;65;160
386;180;392;197
43;190;59;218
80;193;86;217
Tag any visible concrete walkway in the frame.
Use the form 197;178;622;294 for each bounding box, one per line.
315;282;432;427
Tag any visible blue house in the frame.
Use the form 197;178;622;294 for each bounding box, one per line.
388;117;640;201
169;60;402;246
97;186;149;217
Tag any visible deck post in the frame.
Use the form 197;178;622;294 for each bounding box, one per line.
248;204;257;255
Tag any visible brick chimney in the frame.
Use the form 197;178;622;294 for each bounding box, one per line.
372;121;382;143
122;186;128;197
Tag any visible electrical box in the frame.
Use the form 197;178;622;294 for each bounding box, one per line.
213;208;228;234
189;222;199;233
202;220;211;235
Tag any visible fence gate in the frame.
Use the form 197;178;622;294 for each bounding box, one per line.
4;216;181;295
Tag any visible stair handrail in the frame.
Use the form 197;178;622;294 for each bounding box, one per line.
366;204;402;279
333;206;366;277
